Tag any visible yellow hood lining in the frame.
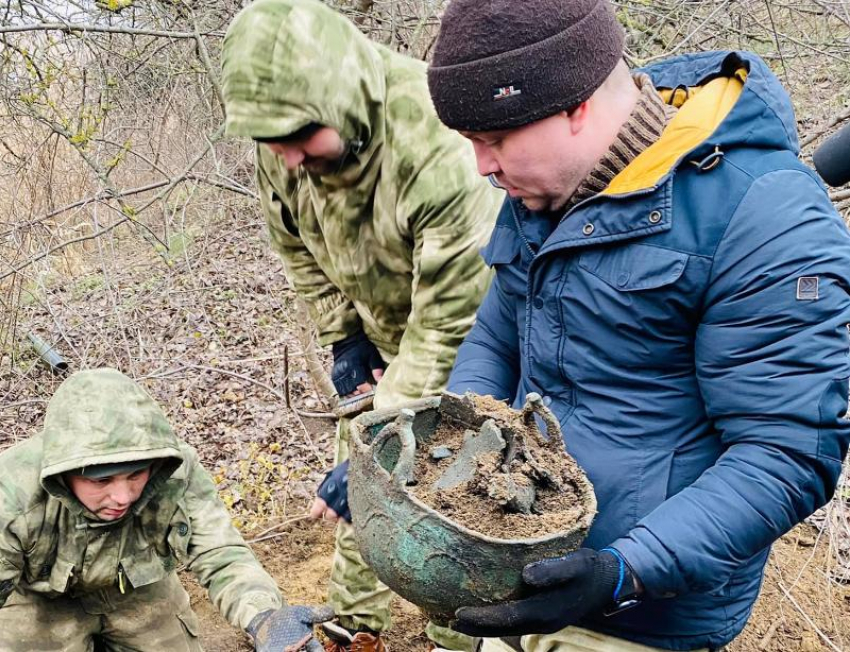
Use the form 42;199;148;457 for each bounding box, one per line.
602;67;748;196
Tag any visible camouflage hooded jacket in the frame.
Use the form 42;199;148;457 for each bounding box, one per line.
221;0;502;408
0;369;282;630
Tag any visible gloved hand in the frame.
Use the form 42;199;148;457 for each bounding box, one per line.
247;605;335;652
312;460;351;523
452;548;640;637
331;331;385;397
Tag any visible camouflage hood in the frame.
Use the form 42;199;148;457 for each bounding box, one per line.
222;0;385;186
39;368;184;510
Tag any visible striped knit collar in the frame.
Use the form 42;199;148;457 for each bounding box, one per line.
566;73;678;209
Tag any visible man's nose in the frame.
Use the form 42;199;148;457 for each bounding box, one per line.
110;482;133;506
472;142;500;177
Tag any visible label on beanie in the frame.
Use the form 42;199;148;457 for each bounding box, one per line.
493;84;523;101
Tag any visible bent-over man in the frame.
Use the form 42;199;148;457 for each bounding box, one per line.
221;0;503;649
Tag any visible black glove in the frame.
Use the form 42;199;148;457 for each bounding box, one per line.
316;460;351;522
452;548;640;637
331;331;384;397
247;605;335;652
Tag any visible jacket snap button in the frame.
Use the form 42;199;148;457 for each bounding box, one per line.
617;272;630;287
533;297;544;309
177;523;189;536
649;211;662;224
582;223;595;236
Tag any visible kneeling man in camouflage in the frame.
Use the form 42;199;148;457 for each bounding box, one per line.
0;367;331;652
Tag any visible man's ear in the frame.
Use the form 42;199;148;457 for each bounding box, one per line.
566;101;591;135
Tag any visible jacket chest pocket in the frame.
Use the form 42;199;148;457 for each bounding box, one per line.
166;506;192;563
578;243;688;292
564;244;693;370
120;505;191;590
120;546;172;590
24;556;76;594
47;557;76;593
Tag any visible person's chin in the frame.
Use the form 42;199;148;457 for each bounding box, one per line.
518;196;547;211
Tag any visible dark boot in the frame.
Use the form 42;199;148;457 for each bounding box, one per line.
322;620;387;652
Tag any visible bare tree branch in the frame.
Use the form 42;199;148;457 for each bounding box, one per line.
0;22;224;39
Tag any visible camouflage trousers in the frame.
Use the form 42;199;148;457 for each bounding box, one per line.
480;628;715;652
329;418;475;651
0;573;203;652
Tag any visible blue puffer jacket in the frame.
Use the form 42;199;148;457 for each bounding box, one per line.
448;51;850;650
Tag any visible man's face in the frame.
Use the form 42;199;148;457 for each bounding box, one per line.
65;467;151;521
462;108;593;213
264;125;346;175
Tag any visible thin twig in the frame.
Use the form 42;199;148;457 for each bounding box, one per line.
247;513;311;542
295;408;337;419
776;581;842;652
758;616;784;650
0;164;255;273
247;515;314;544
145;363;325;458
162;363;287;402
284;344;291;410
0;399;48;410
764;0;790;88
0;180;171;238
0;215;131;281
216;354;289;365
801;106;850;149
0;22;224;38
183;4;226;113
637;0;733;65
133;124;227;214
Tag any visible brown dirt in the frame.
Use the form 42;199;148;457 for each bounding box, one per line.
185;519;432;652
187;520;850;652
728;523;850;652
410;394;591;540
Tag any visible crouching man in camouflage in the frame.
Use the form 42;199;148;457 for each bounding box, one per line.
0;368;332;652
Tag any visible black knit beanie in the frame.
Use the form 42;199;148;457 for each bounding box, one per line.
428;0;625;131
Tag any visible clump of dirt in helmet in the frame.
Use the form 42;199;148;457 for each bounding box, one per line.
409;392;593;540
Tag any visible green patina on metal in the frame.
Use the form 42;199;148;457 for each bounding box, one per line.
348;392;597;625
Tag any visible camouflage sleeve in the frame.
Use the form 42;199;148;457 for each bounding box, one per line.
256;147;362;345
179;447;283;631
374;164;498;409
0;506;24;608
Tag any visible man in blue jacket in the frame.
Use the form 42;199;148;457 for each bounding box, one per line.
426;0;850;650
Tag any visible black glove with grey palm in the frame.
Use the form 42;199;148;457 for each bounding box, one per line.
247;605;335;652
452;548;640;638
331;331;384;397
316;459;351;522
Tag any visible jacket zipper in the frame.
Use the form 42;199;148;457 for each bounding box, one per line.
117;564;126;594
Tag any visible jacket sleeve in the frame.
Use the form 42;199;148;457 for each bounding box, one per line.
447;272;522;402
612;170;850;598
0;509;23;609
179;448;283;630
373;165;498;408
256;147;362;346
